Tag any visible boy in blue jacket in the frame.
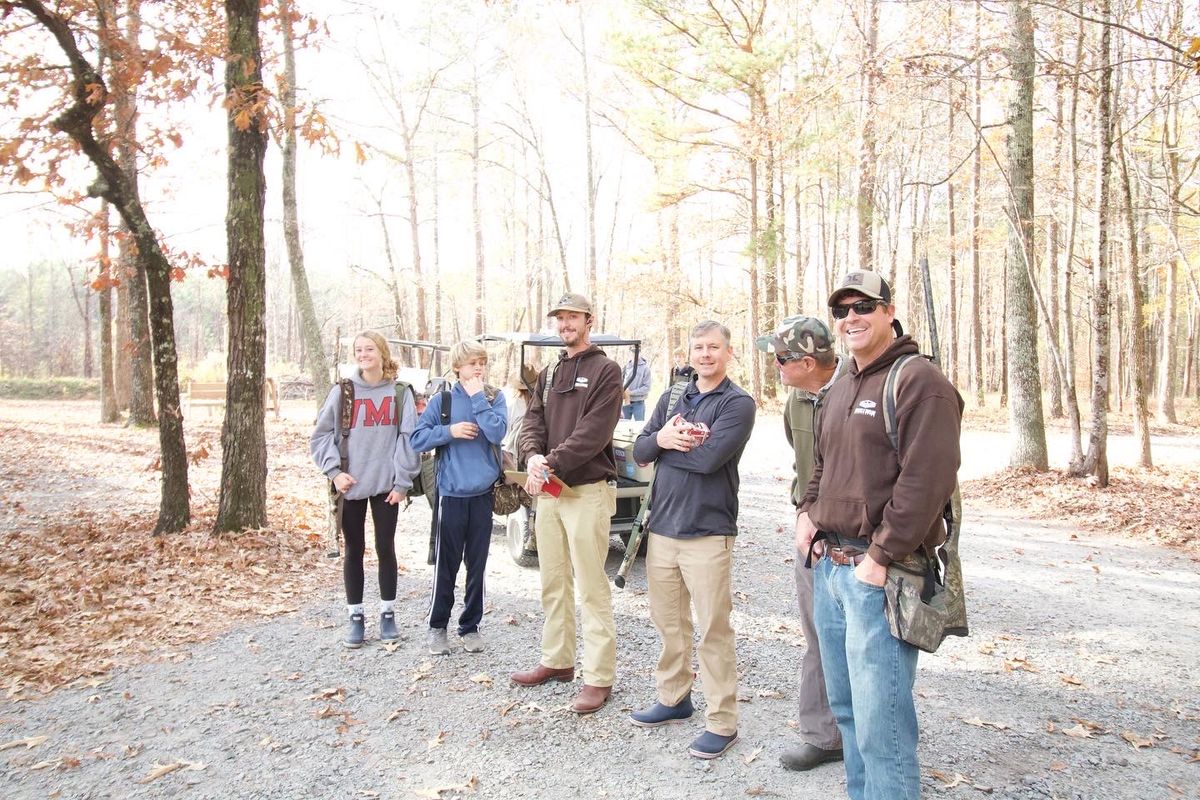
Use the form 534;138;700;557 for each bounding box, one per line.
411;340;507;655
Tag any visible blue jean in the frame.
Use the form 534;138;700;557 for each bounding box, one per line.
622;400;645;421
813;556;920;800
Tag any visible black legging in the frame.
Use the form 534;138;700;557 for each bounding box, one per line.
341;493;399;605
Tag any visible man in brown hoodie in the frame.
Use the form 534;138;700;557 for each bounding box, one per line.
797;270;962;800
512;293;624;715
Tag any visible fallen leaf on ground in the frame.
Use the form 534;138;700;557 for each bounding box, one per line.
1059;674;1083;686
1049;761;1068;771
413;775;478;798
386;708;409;722
962;717;1009;731
469;673;493;687
744;746;763;764
1062;724;1095;739
927;769;969;788
137;761;205;784
427;731;447;750
1003;657;1038;673
1121;731;1154;749
28;759;57;770
0;735;48;751
756;689;785;699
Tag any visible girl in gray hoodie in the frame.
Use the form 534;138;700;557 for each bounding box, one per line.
311;332;420;648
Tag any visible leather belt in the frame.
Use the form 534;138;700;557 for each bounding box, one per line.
827;546;866;566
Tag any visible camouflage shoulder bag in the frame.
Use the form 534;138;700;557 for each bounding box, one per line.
881;354;969;654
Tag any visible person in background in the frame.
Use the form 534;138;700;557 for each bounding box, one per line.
411;340;507;656
502;363;538;470
621;354;651;421
310;331;419;649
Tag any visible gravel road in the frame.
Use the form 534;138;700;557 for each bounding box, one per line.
1;410;1197;800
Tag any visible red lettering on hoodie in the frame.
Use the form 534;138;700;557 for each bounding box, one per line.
354;396;395;428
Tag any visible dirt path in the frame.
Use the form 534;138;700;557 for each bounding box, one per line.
0;401;1196;799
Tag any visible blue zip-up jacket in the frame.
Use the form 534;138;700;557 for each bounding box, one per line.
410;383;508;497
633;375;756;538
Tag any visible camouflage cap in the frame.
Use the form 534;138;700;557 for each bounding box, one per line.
828;269;892;306
547;292;592;316
754;315;835;356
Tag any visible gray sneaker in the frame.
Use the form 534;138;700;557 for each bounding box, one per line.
427;628;451;656
461;631;485;653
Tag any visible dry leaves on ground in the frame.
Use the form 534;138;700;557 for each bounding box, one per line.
0;507;332;698
965;465;1200;551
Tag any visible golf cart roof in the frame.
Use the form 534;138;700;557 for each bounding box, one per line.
478;332;642;348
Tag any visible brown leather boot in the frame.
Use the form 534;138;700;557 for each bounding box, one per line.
570;683;611;714
510;664;575;686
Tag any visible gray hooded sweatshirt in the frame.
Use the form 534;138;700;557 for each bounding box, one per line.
310;371;420;501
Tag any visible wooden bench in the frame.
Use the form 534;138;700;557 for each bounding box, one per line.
185;378;280;419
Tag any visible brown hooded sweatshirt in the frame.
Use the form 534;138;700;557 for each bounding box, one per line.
519;345;623;487
800;335;963;567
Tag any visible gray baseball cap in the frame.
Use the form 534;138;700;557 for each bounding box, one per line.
828;269;892;306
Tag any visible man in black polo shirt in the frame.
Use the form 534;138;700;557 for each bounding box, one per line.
630;320;756;759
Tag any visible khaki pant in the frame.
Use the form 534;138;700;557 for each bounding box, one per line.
534;481;617;686
646;532;737;736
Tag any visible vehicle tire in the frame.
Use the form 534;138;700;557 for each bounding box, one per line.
507;507;538;568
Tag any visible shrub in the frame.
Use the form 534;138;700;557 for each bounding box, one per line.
0;377;100;400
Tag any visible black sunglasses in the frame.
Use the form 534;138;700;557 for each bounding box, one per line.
775;353;806;366
830;299;883;320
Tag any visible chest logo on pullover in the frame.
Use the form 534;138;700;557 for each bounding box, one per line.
853;399;877;418
352;396;396;428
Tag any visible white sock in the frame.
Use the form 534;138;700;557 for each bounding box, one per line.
347;604;365;617
380;599;395;614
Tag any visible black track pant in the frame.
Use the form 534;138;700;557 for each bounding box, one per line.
341;493;399;605
426;492;492;634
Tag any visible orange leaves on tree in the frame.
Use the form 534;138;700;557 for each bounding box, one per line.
84;82;104;105
207;264;231;281
354;142;367;165
169;266;186;282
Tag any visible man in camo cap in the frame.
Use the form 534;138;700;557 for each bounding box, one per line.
755;315;846;772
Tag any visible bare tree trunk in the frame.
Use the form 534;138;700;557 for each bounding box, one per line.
1078;0;1112;486
216;0;268;531
109;0;155;426
759;87;778;397
280;0;329;401
1062;0;1086;469
1003;0;1048;469
944;2;958;386
433;148;443;342
579;4;598;303
1157;95;1180;423
749;155;762;402
971;4;984;406
856;0;878;270
472;66;485;334
97;203;119;422
1046;32;1065;419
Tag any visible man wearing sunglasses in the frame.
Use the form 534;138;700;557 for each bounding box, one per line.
796;270;962;800
513;293;624;715
754;315;845;773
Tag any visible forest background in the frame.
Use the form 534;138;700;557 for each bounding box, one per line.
0;0;1198;536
